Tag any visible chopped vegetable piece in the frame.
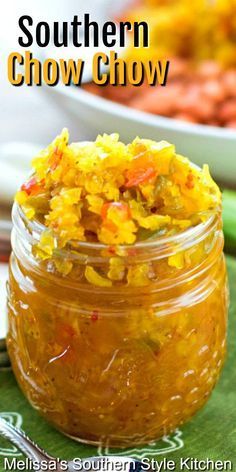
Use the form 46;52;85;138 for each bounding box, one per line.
125;154;157;188
85;266;112;287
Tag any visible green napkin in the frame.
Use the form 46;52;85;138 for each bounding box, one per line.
0;256;236;470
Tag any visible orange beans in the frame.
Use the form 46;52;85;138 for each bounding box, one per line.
130;84;182;116
85;57;236;129
197;60;222;80
176;86;216;122
201;80;226;103
222;70;236;98
173;113;198;123
219;100;236;123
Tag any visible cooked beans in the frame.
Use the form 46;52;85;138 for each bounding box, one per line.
84;59;236;128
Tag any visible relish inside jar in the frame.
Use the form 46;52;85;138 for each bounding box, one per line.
7;131;228;446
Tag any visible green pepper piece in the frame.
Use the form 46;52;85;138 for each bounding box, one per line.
223;190;236;255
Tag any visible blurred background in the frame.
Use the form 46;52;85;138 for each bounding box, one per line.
1;0;236;349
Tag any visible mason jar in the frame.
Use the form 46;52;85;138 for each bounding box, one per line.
7;203;228;447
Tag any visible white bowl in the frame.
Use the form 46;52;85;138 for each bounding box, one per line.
44;84;236;184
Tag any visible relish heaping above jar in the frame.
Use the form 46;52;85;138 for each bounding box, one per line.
15;129;221;275
7;130;228;446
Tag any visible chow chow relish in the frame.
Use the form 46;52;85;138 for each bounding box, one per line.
8;130;228;446
15;130;220;268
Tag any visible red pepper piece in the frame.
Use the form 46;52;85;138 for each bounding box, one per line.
126;167;156;188
91;310;99;322
21;177;43;196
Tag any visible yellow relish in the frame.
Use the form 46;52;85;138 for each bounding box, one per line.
15;129;221;255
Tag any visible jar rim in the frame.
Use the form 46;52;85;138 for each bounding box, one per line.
13;203;219;256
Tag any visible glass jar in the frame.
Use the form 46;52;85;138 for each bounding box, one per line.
7;203;228;447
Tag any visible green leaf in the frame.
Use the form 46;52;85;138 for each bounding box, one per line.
223;190;236;254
